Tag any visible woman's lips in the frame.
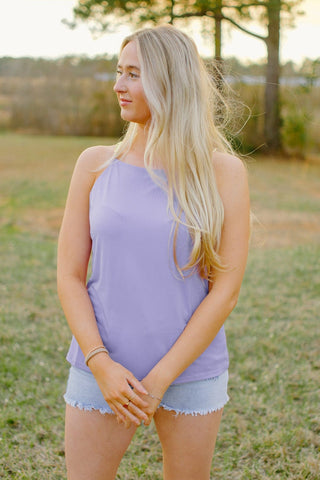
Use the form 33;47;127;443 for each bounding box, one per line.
119;98;131;106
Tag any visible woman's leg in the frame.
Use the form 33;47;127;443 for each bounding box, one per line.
153;407;224;480
65;404;137;480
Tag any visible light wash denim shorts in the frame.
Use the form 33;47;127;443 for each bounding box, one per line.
64;366;229;416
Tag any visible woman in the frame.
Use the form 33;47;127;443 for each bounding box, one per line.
57;25;250;480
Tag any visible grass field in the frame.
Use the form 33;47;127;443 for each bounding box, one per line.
0;133;319;479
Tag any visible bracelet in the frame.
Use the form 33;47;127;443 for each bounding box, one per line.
147;392;162;402
85;345;109;366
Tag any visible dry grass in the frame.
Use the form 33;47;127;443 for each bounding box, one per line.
247;155;320;249
0;134;319;479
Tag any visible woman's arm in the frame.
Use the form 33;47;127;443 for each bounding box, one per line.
57;146;149;427
141;153;251;421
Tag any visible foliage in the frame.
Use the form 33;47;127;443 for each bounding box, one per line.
0;55;118;78
0;133;319;478
5;55;315;80
282;107;308;156
0;56;319;154
69;0;302;36
68;0;303;55
70;0;305;153
300;58;320;88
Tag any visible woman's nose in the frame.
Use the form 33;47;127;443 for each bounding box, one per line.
113;76;127;93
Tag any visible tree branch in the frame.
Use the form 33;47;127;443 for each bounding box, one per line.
173;11;211;19
222;14;267;41
221;1;268;8
229;1;268;6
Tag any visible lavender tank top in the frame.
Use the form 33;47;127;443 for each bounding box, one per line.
66;158;229;384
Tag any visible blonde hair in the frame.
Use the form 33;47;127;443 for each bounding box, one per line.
108;24;235;282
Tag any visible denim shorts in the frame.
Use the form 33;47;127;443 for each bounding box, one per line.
64;366;229;416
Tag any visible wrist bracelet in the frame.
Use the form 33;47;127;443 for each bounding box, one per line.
85;346;109;366
147;392;162;402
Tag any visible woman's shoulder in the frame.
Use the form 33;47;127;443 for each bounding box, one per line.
75;144;116;173
212;150;248;187
212;150;247;175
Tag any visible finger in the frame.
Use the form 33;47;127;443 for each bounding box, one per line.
141;398;161;426
127;401;150;422
128;397;152;421
124;417;132;429
116;415;124;425
109;405;127;425
115;392;148;423
118;403;141;427
144;417;152;426
119;392;149;417
107;400;133;427
143;406;155;426
126;376;148;396
114;408;132;429
117;413;131;429
119;410;131;429
125;390;149;409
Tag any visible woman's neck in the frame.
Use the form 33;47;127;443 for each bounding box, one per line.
132;125;148;157
121;124;163;169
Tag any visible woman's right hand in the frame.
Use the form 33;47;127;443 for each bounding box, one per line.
88;353;151;428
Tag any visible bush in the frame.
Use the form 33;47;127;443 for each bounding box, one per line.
282;108;309;157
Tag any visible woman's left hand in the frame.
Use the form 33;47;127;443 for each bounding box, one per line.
138;373;168;426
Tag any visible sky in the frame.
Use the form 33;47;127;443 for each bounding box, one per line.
0;0;319;65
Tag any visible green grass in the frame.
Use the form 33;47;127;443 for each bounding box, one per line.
0;133;319;479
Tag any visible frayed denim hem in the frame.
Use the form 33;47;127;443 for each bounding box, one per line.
64;394;230;418
64;394;114;416
64;367;230;417
158;395;230;417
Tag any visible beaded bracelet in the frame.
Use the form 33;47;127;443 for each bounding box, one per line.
85;345;109;366
147;392;162;402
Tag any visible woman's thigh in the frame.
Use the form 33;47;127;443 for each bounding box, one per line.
154;407;224;480
65;405;137;480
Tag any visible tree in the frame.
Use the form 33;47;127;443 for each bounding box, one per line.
220;0;303;151
169;0;303;152
69;0;303;152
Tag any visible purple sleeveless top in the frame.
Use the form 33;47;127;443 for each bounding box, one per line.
66;158;229;384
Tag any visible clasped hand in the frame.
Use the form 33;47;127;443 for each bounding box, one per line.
91;357;163;429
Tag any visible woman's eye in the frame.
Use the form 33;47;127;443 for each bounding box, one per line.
115;70;139;79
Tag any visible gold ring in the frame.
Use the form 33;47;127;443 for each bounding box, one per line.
123;401;130;408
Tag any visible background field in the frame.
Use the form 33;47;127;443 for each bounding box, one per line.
1;56;320;155
0;133;319;479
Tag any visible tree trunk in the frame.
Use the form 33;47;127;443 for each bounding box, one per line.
169;0;175;24
264;0;282;152
214;0;224;91
214;0;222;61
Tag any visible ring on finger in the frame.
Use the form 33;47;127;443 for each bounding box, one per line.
123;400;130;408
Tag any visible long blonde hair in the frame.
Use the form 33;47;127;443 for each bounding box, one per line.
107;25;235;281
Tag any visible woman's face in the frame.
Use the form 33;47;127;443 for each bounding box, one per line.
113;41;151;125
